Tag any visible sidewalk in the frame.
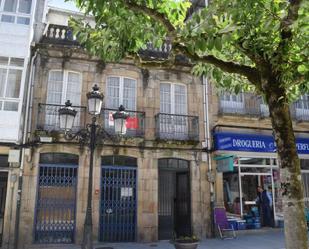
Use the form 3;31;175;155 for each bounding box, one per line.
27;229;289;249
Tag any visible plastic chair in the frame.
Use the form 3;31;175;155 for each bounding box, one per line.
214;207;236;239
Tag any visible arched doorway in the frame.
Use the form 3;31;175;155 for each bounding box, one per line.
100;156;137;242
158;158;191;240
34;153;79;243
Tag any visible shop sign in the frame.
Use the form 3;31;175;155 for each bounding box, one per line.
214;154;234;172
214;132;309;154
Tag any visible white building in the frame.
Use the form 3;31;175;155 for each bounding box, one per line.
0;1;46;248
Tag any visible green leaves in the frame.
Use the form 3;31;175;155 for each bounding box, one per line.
70;0;309;99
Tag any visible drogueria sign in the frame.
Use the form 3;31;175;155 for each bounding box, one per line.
214;132;309;154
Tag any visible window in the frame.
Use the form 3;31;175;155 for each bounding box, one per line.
106;76;136;110
46;70;82;128
0;57;24;112
0;0;32;25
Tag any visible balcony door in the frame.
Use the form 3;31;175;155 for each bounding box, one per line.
295;95;309;119
45;70;82;130
105;76;136;134
160;83;187;139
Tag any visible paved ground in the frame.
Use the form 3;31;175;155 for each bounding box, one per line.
28;229;292;249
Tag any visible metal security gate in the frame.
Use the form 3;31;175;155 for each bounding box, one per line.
34;164;78;243
100;166;137;242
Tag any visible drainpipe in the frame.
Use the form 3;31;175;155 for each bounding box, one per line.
202;0;215;235
13;48;38;249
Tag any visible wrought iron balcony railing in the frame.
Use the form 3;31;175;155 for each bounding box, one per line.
101;108;145;137
41;24;80;46
155;113;199;141
218;93;265;117
36;103;87;132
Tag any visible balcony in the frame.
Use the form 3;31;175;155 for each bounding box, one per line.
101;108;145;137
155;113;199;141
41;24;80;46
36;103;87;132
219;93;309;122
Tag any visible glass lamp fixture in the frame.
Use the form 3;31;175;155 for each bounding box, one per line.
87;84;104;115
113;105;129;135
58;100;77;131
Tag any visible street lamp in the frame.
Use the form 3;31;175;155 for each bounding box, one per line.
58;85;128;249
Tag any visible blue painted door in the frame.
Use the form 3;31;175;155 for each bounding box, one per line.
34;164;77;243
100;166;137;242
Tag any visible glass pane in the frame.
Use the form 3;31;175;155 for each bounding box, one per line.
46;71;63;104
0;69;7;97
123;78;136;111
174;84;187;115
18;0;32;14
1;15;15;23
0;101;2;110
106;77;120;109
0;57;9;65
3;101;18;111
17;17;30;25
5;69;21;98
223;171;240;215
3;0;17;12
10;58;24;67
66;72;81;105
160;83;171;113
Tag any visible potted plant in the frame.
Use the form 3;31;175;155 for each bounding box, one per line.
173;235;199;249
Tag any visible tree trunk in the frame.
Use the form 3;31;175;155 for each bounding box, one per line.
266;88;308;249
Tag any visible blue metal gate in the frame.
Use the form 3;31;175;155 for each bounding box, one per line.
100;166;137;242
34;164;78;243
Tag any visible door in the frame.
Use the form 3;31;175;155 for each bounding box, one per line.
158;170;191;239
0;172;7;247
100;166;137;242
175;172;191;237
34;164;78;243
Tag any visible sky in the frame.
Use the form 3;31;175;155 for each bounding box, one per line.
48;0;80;11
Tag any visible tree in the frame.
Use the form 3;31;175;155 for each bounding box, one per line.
69;0;309;248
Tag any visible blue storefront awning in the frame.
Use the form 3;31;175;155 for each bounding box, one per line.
214;132;309;154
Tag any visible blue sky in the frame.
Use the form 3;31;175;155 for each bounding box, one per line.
48;0;79;11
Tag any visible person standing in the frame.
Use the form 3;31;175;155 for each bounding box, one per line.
256;186;273;227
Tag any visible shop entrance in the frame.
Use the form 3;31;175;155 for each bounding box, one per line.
0;172;8;247
158;159;191;240
223;157;280;225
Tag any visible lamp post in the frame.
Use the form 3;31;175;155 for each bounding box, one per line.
59;85;128;249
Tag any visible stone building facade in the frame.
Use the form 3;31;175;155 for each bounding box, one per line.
16;8;211;248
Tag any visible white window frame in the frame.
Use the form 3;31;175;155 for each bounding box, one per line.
160;82;188;115
47;70;82;105
106;75;137;111
220;92;245;111
0;57;25;112
295;95;309;119
0;0;32;25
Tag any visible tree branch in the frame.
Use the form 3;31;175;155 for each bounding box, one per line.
174;43;261;86
123;0;175;33
276;0;303;56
